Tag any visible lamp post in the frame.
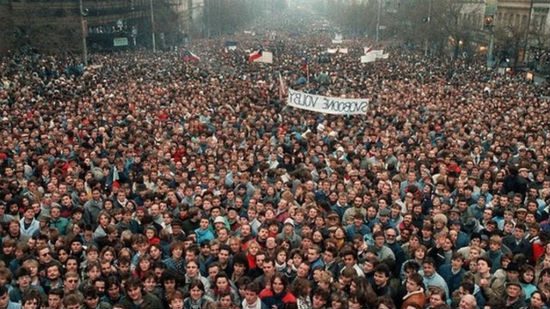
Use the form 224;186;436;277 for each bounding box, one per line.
523;0;534;63
424;0;432;57
150;0;156;52
485;16;495;68
79;0;88;66
375;0;382;42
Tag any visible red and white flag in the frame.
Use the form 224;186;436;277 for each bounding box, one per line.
248;50;263;63
183;50;200;62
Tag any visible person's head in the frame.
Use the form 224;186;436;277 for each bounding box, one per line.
375;296;397;309
215;272;231;291
312;289;330;309
37;245;52;264
476;257;491;274
422;257;436;277
218;291;233;308
341;249;357;267
106;276;121;300
530;291;547;309
429;287;446;307
489;235;502;252
188;279;205;301
348;294;364;309
217;244;231;264
506;282;522;299
15;267;31;289
373;264;391;287
297;261;310;279
143;271;157;293
307;245;321;263
521;265;536;284
514;224;526;239
46;263;61;280
458;294;477;309
244;281;261;305
270;274;288;294
64;271;80;292
125;277;143;302
207;262;220;281
0;285;9;309
21;289;42;309
83;286;100;309
92;277;106;297
168;290;184;309
374;231;386;247
183;259;200;277
47;288;63;309
63;293;83;309
262;257;276;277
406;273;424;293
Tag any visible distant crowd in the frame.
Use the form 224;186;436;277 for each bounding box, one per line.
0;8;549;309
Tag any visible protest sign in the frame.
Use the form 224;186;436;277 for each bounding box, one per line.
287;89;368;115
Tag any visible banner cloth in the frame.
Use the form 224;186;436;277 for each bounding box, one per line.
287;89;368;115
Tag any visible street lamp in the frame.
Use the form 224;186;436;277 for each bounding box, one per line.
375;0;381;42
485;15;495;68
150;0;156;52
79;0;88;66
424;0;432;57
523;0;534;63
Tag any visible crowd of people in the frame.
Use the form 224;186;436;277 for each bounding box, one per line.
0;7;550;309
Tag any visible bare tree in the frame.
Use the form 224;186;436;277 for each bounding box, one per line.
0;3;14;53
8;2;81;54
382;0;482;57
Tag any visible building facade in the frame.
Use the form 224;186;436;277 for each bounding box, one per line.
0;0;204;53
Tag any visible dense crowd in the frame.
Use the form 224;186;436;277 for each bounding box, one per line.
0;8;550;309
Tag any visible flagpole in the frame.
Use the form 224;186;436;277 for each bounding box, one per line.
306;64;310;84
278;73;283;101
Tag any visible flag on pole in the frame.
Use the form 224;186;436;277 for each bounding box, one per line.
111;166;120;189
249;50;273;64
278;72;286;101
364;46;373;54
248;49;263;62
301;58;310;83
183;50;200;62
301;58;309;73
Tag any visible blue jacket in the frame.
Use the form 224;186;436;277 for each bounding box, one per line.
194;228;214;245
438;263;465;294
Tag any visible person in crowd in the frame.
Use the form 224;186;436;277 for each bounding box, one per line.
0;7;549;309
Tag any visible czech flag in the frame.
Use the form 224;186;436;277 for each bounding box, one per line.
183;50;200;62
248;49;263;63
301;58;309;73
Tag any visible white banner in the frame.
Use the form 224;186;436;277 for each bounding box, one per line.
327;48;338;54
361;50;389;62
361;54;376;63
332;33;343;44
287;89;368;115
338;48;348;54
368;49;384;57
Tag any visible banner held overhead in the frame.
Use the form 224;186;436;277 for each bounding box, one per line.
287;89;368;115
